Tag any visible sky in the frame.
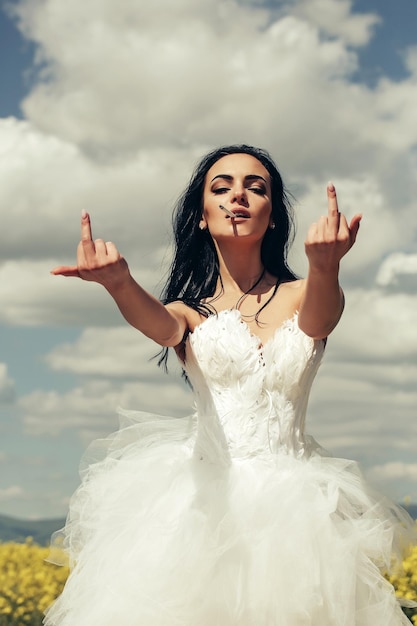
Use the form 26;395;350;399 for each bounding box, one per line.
0;0;416;520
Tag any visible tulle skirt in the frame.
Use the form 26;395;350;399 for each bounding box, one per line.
44;410;416;626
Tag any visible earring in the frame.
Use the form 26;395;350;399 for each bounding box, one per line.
199;222;207;231
270;222;276;230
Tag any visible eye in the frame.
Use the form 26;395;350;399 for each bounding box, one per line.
249;186;265;195
212;187;229;195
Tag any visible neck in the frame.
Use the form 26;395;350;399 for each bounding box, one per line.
214;240;265;294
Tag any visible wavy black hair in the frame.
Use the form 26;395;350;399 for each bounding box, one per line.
157;144;298;369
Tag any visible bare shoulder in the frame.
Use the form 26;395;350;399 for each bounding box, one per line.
278;278;306;306
271;279;305;324
280;278;305;291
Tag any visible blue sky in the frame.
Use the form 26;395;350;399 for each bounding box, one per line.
0;0;417;519
354;0;417;83
0;0;34;117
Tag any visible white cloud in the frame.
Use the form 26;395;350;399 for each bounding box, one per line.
328;288;417;360
368;462;417;481
365;462;417;502
0;363;15;404
0;261;162;326
1;0;416;290
289;176;413;279
404;45;417;76
4;0;397;172
13;0;270;151
289;0;380;46
0;485;24;501
20;376;192;440
0;118;191;263
45;326;175;379
309;364;417;456
303;294;417;464
376;252;417;287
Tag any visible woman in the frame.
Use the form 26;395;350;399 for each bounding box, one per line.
47;145;415;625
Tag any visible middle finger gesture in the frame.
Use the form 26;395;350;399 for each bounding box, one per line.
304;183;361;273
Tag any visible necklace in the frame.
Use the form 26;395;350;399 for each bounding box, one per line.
234;269;266;315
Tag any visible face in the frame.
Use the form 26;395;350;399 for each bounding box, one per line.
201;153;273;242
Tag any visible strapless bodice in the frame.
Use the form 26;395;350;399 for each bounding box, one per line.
185;309;325;462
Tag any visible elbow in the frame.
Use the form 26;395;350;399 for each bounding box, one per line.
157;326;186;348
299;318;339;340
304;330;331;341
140;323;185;348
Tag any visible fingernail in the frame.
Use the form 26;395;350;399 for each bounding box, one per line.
81;209;87;218
327;181;335;191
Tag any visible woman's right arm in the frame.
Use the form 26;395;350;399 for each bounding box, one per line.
51;211;188;347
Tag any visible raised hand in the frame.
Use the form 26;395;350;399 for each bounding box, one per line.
51;211;130;290
304;183;362;273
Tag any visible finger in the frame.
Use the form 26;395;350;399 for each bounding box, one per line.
327;182;340;234
94;238;108;257
105;241;120;260
338;213;350;234
305;222;318;244
51;266;80;277
318;215;327;240
327;182;339;215
349;213;362;245
81;210;95;254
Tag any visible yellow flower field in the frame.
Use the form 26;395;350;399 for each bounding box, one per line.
388;543;417;625
0;539;68;626
0;538;416;624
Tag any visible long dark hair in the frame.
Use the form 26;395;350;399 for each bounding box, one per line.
158;144;297;368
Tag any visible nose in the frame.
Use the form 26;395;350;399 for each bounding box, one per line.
231;184;249;207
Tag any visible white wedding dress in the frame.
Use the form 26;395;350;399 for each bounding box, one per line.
44;309;415;626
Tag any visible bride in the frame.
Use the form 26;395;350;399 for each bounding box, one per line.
47;145;414;626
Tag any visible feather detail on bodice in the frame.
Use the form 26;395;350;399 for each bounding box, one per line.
185;309;325;462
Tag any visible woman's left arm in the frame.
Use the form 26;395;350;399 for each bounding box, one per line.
298;183;362;339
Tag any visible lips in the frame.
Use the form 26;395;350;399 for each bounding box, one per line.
228;209;250;219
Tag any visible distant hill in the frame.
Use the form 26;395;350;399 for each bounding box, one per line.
406;504;417;520
0;514;66;545
0;505;416;545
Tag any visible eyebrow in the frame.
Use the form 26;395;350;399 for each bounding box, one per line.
210;174;268;184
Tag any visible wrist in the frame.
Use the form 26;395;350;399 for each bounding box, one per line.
103;271;134;296
307;263;340;281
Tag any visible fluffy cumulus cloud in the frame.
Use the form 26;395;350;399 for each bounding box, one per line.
0;117;191;264
366;462;417;502
19;326;191;439
44;326;172;379
7;0;416;179
1;0;417;515
0;260;163;326
290;176;414;279
20;377;192;441
330;289;417;360
290;0;380;45
376;252;417;290
1;0;415;319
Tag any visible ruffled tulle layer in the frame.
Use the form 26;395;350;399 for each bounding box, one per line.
44;410;416;626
